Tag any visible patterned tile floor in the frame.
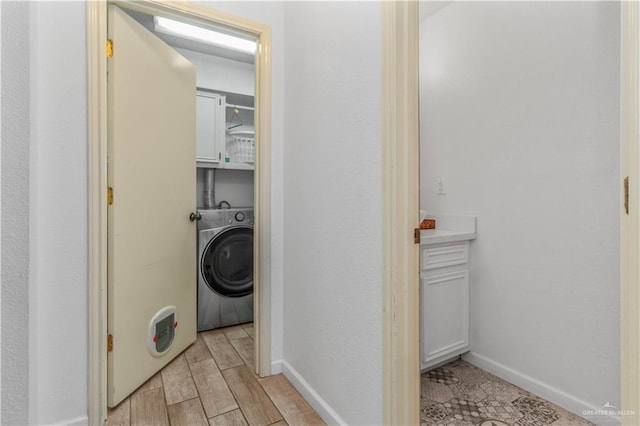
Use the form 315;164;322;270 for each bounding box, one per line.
421;359;595;426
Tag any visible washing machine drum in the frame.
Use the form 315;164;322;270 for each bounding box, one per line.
201;226;253;297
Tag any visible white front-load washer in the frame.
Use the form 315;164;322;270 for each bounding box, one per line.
197;208;253;331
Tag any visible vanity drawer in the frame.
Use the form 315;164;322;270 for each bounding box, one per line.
422;242;469;270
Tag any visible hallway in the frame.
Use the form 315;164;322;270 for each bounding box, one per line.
107;324;325;426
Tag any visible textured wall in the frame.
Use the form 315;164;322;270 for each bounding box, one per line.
1;1;30;424
283;2;384;424
420;1;620;414
29;1;88;423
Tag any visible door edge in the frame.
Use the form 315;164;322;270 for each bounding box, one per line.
621;1;640;423
381;2;421;425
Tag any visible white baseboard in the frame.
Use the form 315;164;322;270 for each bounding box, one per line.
281;360;346;426
463;352;619;424
50;415;89;426
271;359;283;374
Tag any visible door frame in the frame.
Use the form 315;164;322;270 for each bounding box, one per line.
621;1;640;424
86;1;272;423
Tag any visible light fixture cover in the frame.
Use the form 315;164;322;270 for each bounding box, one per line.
155;17;256;54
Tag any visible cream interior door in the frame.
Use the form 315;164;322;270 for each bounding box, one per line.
107;5;197;407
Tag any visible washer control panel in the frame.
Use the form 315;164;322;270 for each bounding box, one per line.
198;208;254;229
223;208;254;226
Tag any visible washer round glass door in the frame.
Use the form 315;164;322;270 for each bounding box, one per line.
201;226;253;297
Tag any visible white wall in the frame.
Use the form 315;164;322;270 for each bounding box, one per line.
1;2;29;424
282;2;384;425
29;2;88;424
196;169;254;208
420;1;620;416
176;47;255;96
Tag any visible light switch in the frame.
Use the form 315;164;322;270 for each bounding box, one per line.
436;177;446;195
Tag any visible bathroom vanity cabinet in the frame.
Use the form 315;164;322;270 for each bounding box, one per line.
419;214;476;371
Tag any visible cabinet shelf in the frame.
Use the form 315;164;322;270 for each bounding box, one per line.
197;161;254;170
226;103;254;112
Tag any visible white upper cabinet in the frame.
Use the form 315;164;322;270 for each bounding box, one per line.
196;91;225;165
196;90;255;171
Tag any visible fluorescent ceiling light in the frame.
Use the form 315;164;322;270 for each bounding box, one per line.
155;17;256;54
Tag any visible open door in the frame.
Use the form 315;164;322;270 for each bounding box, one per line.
107;5;197;407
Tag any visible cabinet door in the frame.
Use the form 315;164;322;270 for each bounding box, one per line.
421;269;469;369
196;93;224;164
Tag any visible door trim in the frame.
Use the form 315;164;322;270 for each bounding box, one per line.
621;1;640;423
381;2;420;425
87;1;272;423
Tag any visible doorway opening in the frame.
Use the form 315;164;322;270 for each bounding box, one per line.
416;2;634;426
87;1;272;423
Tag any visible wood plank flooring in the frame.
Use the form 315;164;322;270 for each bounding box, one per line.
107;323;325;426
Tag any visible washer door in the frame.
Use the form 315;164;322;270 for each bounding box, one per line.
201;226;253;297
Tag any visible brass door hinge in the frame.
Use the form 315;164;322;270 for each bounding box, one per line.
624;176;629;215
107;187;113;205
107;334;113;352
106;39;113;58
414;228;421;244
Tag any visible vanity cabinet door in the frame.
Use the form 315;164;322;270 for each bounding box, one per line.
196;92;225;165
421;268;469;370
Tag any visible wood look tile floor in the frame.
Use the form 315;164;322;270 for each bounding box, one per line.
107;323;326;426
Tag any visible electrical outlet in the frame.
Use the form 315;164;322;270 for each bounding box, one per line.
436;177;446;195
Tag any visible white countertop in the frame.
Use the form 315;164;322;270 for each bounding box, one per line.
420;228;476;245
419;213;477;245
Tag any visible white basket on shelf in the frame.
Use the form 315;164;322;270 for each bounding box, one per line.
227;130;255;163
